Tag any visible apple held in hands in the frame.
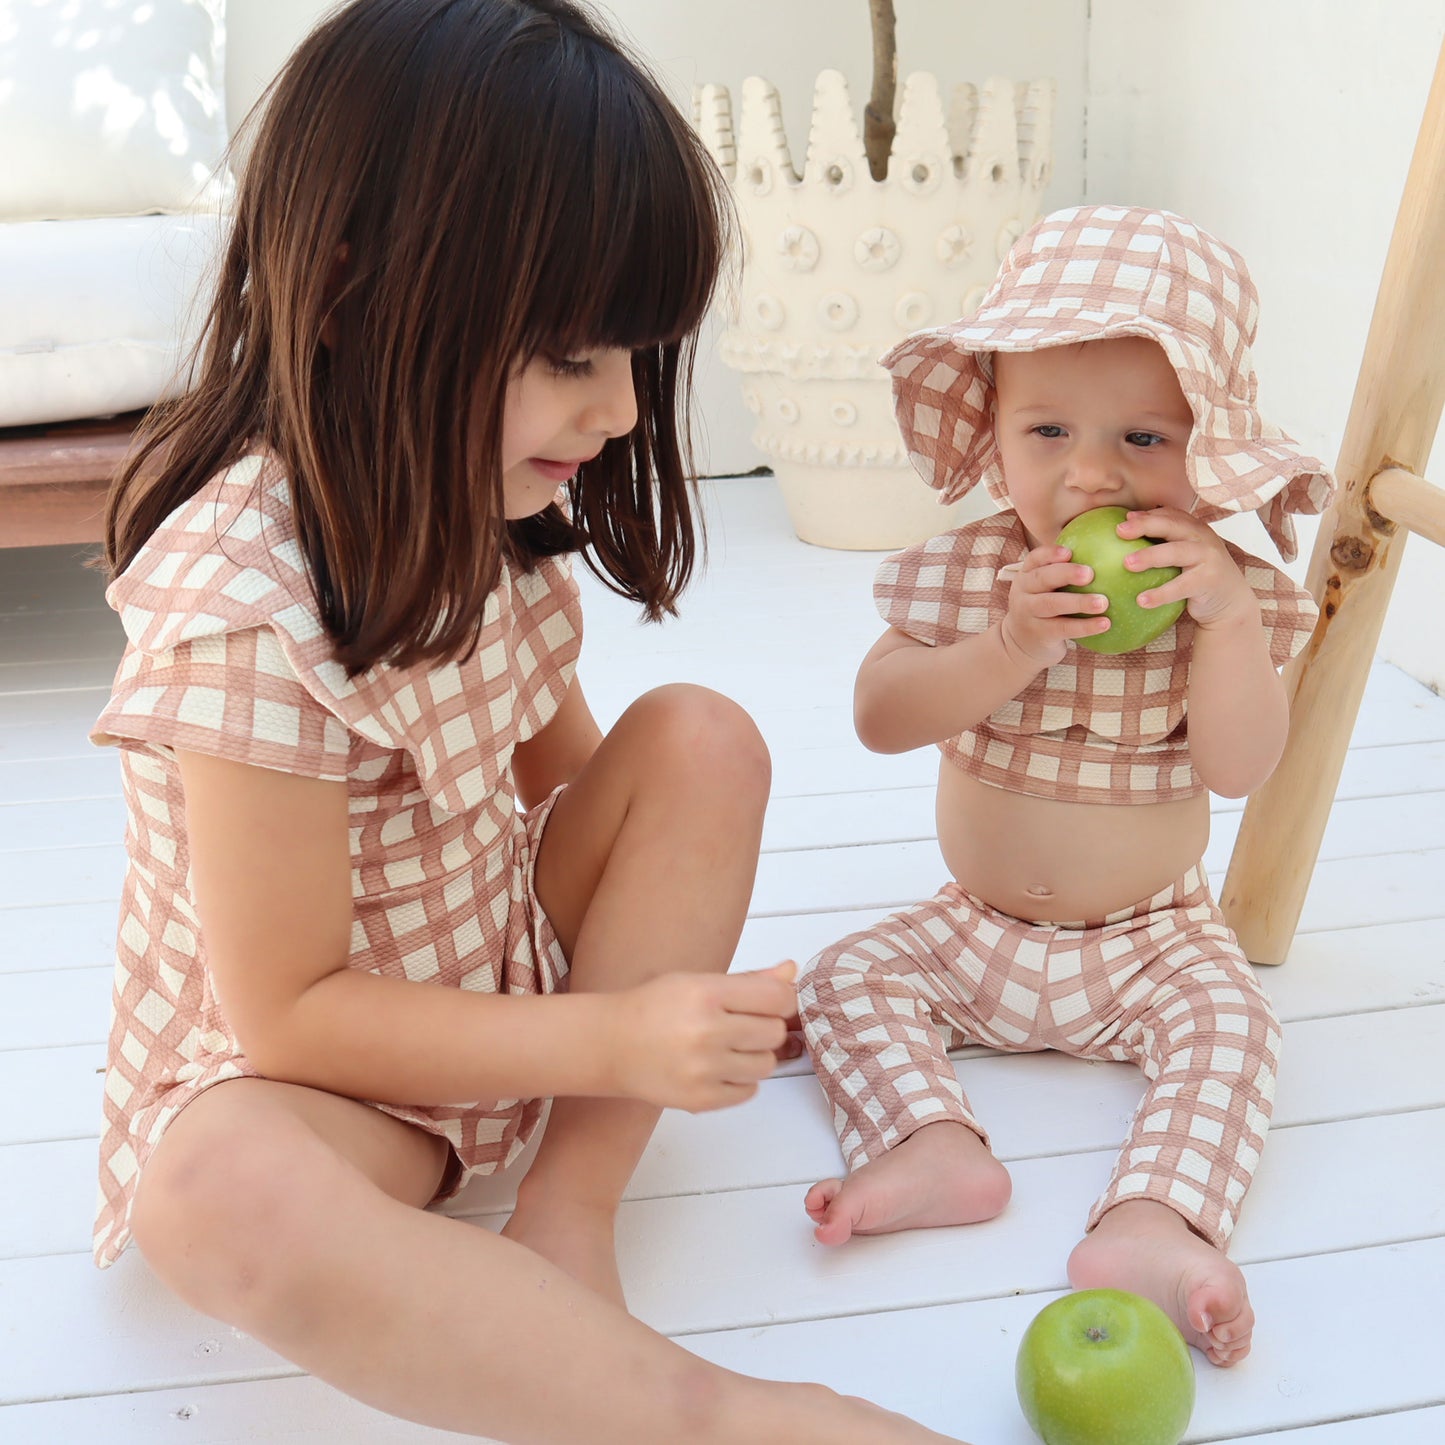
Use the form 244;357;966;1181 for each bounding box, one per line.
1015;1288;1195;1445
1057;506;1184;654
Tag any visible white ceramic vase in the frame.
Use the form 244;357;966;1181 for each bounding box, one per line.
694;70;1054;550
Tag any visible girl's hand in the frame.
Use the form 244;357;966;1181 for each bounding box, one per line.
999;544;1111;668
606;961;800;1112
1116;508;1258;630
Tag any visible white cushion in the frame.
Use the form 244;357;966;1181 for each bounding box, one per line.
0;212;228;426
0;0;233;221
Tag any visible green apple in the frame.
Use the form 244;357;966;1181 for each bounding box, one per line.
1057;505;1184;654
1015;1289;1195;1445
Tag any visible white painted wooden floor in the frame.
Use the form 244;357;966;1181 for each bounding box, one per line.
2;476;1444;1443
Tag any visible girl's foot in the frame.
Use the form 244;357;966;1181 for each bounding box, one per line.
804;1122;1012;1246
1067;1200;1253;1366
501;1195;626;1308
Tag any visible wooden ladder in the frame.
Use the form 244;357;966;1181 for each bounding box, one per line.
1222;36;1445;963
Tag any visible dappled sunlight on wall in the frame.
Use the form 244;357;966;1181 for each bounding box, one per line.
0;0;233;221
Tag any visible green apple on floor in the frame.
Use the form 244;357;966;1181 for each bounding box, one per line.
1015;1288;1195;1445
1057;505;1184;654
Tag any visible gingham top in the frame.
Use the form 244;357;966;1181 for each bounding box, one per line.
874;510;1318;803
88;453;583;1265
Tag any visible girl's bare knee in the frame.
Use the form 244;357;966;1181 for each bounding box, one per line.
131;1116;327;1320
628;684;771;800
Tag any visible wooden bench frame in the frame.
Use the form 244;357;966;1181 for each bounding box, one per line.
0;412;143;549
1221;36;1445;963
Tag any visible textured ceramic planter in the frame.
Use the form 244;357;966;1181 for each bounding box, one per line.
695;70;1053;550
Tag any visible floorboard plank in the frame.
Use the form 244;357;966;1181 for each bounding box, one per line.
7;1233;1440;1441
0;898;117;973
7;1001;1442;1256
0;1375;485;1445
4;478;1442;1440
683;1239;1445;1443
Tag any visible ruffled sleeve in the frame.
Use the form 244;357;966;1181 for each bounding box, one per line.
93;626;357;780
92;454;584;815
873;512;1025;647
1226;542;1319;666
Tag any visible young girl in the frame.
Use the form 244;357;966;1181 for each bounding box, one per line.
91;3;970;1441
797;206;1334;1369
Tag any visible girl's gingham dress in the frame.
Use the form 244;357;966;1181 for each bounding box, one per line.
89;455;582;1267
797;510;1318;1248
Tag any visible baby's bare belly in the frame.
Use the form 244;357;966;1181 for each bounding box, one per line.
935;760;1211;923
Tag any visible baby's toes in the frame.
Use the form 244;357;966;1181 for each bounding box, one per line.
1193;1290;1253;1365
804;1178;842;1223
1205;1332;1252;1367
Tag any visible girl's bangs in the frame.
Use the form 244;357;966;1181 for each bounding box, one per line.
526;56;727;358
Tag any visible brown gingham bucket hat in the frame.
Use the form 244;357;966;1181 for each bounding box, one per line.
882;205;1336;561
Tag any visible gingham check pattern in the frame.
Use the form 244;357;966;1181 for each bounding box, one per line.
89;455;582;1267
881;204;1336;562
798;866;1279;1248
873;511;1318;804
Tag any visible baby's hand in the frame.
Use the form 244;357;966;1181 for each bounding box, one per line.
999;544;1111;668
1116;508;1257;630
607;961;798;1112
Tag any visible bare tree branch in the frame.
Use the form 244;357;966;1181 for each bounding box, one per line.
863;0;897;181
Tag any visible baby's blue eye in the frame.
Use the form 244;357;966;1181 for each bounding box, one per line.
1033;424;1066;438
1127;431;1165;448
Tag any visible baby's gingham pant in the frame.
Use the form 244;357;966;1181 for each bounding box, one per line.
797;866;1279;1248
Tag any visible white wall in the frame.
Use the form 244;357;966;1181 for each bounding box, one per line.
224;0;1088;479
1087;0;1445;687
223;0;1443;688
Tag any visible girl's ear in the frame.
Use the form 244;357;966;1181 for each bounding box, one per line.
320;242;352;350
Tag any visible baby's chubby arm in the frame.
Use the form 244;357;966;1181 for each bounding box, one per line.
1117;507;1290;797
854;544;1111;753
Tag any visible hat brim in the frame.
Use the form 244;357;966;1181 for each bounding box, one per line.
883;312;1334;562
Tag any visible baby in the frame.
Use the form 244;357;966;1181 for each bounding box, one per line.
797;205;1335;1367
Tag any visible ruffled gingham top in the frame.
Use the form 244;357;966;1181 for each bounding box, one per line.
874;510;1318;804
89;454;582;1266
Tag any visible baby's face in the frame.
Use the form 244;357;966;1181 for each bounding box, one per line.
993;336;1196;547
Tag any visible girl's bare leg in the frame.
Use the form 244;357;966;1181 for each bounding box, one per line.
509;685;772;1302
131;1077;968;1443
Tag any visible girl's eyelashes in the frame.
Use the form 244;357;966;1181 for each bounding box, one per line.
1125;431;1166;448
546;354;595;378
1031;424;1066;438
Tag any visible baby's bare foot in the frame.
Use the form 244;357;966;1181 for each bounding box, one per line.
1067;1200;1253;1366
804;1121;1011;1246
502;1196;626;1308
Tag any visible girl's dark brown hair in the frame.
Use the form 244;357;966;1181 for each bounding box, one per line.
105;0;730;674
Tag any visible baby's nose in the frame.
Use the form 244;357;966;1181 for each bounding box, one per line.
1068;448;1123;492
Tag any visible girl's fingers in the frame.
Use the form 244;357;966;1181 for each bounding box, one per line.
692;1080;760;1112
727;1014;789;1053
722;965;799;1020
775;1031;806;1062
724;1047;784;1084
